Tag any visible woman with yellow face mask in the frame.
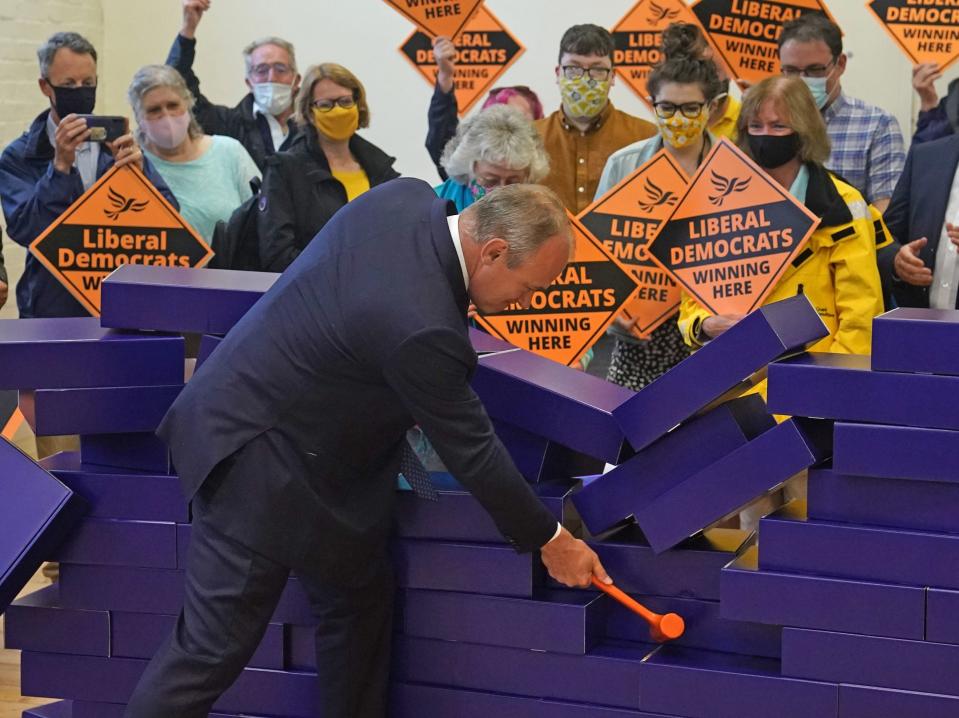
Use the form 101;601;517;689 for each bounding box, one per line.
256;63;399;272
594;52;724;391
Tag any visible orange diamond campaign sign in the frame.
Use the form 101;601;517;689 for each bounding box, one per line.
400;5;524;116
577;150;689;338
383;0;484;40
691;0;838;85
867;0;959;72
611;0;731;110
474;211;640;367
646;138;820;317
29;165;213;316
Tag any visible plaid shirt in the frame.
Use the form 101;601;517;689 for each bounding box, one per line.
823;93;905;205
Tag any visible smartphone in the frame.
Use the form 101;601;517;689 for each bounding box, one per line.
76;115;127;143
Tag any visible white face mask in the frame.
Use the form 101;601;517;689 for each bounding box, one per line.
802;75;832;110
142;113;191;150
252;82;294;116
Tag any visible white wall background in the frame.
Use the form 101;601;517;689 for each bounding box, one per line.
1;0;958;320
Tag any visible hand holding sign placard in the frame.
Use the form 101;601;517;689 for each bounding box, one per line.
646;137;820;317
690;0;839;85
29;165;212;316
577;149;690;338
867;0;959;73
400;5;524;116
474;211;640;367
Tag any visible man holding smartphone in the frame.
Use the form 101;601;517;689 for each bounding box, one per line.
0;31;177;320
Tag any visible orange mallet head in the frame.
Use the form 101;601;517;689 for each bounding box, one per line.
591;576;685;642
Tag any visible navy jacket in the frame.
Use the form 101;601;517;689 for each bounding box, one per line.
884;135;959;308
158;178;557;581
0;110;178;318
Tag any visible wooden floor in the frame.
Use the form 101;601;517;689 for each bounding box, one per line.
0;573;56;717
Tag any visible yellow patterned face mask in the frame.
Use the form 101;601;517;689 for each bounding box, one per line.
657;110;709;149
559;75;610;119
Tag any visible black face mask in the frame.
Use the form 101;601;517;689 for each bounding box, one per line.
50;85;97;119
747;133;801;170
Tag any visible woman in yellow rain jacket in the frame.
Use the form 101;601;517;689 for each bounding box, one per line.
678;76;887;354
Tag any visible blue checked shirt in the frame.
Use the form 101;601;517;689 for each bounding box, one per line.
822;93;905;205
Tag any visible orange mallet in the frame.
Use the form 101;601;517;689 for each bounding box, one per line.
591;576;685;642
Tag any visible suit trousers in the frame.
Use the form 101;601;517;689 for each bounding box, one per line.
124;496;395;718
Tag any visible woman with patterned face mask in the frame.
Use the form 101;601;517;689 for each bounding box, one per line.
435;104;550;212
593;54;723;392
129;65;260;242
256;63;399;273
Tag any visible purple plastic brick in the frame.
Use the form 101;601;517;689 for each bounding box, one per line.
573;395;773;537
782;627;959;697
636;418;831;553
71;703;266;718
640;644;838;718
472;349;633;463
601;585;780;658
394;635;651;709
492;421;605;484
469;327;517;355
395;475;576;542
721;545;924;639
110;611;284;670
100;265;279;335
400;589;605;654
390;683;668;717
21;702;73;718
0;437;86;613
926;589;959;645
19;652;318;718
80;432;171;474
196;334;223;369
0;317;184;390
614;294;827;452
807;466;959;534
759;500;959;589
588;526;752;601
833;422;959;483
52;518;177;569
19;385;182;437
393;539;542;597
4;585;108;656
872;307;959;376
40;452;187;523
768;352;959;430
839;685;959;718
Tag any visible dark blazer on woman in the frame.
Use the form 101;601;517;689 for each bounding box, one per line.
256;125;399;272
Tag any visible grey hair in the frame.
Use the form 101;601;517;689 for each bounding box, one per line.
243;36;298;75
461;184;572;268
127;65;203;143
37;32;97;79
441;105;550;185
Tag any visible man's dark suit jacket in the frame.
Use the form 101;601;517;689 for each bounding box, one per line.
884;135;959;308
158;178;557;583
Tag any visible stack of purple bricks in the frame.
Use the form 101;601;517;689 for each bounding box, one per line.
6;264;942;718
718;306;959;718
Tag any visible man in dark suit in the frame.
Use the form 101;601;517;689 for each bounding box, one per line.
883;135;959;308
125;178;610;718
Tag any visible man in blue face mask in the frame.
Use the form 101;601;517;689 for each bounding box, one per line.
0;31;177;321
166;0;302;171
778;13;904;216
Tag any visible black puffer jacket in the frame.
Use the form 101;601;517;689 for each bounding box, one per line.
256;126;399;272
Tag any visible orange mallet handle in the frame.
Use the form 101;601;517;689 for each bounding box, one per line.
591;576;685;642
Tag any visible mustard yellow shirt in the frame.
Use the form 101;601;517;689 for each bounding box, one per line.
711;95;741;143
332;169;370;202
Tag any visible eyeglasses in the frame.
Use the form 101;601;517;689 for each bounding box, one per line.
249;62;294;81
311;96;356;112
561;65;612;82
653;101;708;119
780;59;836;79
